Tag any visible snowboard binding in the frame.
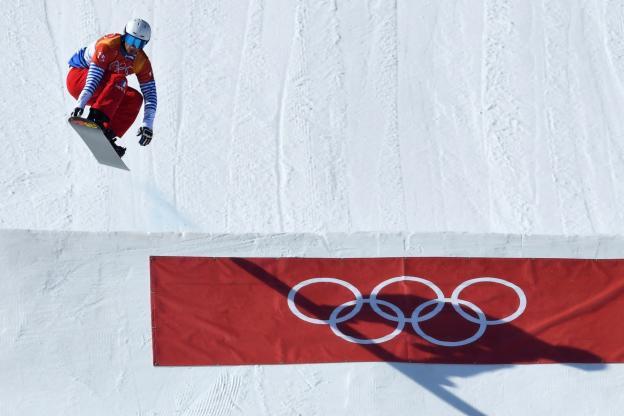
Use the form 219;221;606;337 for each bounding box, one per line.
87;108;126;158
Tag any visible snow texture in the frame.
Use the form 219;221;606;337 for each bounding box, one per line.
2;230;624;416
2;0;624;415
4;0;624;235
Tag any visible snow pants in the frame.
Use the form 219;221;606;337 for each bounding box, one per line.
66;67;143;138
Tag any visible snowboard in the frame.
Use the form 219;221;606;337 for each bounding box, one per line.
68;116;129;171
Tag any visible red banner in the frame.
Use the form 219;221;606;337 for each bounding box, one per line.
150;257;624;365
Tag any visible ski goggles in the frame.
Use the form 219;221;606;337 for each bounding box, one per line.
124;34;148;49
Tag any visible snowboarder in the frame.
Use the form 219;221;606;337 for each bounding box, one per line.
66;18;157;157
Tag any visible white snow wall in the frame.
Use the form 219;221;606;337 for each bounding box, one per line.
1;229;624;416
4;1;624;234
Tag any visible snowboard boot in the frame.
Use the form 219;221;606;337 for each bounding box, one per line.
107;135;127;158
103;132;126;158
87;108;109;128
87;108;126;158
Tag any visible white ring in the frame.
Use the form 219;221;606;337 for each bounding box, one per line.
451;277;527;325
369;276;445;323
287;276;526;347
330;299;405;344
287;277;363;325
411;298;488;347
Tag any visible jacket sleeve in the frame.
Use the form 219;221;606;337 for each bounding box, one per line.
76;41;112;108
137;59;157;129
76;62;105;108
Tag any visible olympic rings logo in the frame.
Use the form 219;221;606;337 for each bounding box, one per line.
287;276;527;347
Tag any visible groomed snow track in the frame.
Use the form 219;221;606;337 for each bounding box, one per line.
1;230;624;415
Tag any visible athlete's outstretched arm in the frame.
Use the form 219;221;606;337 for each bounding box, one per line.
139;80;157;129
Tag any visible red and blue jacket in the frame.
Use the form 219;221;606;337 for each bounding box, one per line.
69;34;157;129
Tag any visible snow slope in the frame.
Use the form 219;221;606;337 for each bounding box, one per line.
3;0;624;234
2;230;624;416
3;0;624;415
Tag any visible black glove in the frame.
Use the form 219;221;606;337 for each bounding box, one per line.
71;107;84;118
137;126;153;146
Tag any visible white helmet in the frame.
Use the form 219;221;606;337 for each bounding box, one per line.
124;18;151;42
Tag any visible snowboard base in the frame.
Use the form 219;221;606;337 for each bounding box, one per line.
68;117;129;171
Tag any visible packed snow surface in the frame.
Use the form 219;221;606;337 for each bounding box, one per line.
4;0;624;234
2;0;624;415
2;230;624;416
